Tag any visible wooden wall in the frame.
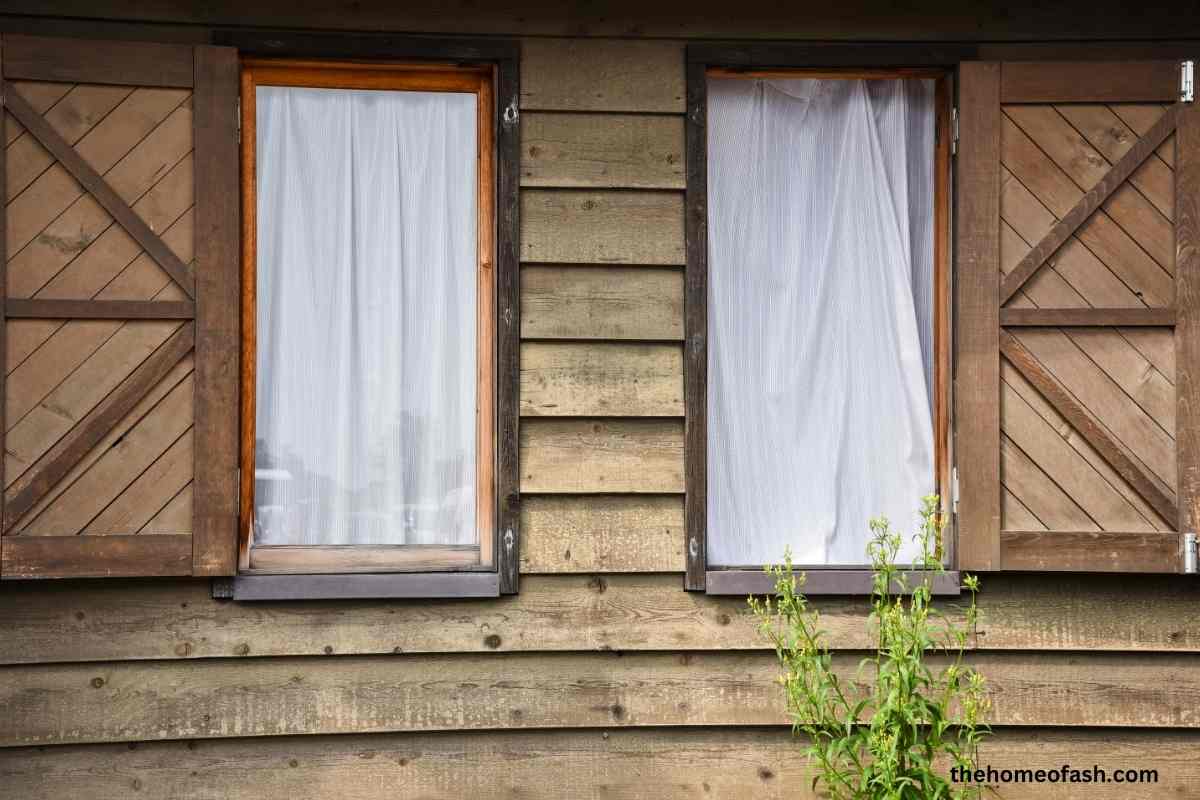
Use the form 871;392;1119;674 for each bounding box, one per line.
2;34;1200;799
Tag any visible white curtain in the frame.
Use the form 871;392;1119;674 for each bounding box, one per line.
253;86;478;547
706;78;936;566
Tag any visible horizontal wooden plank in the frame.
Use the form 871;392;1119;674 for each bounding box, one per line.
0;534;192;579
2;571;1199;665
521;494;683;572
521;39;685;113
5;299;196;319
1000;307;1177;326
1001;531;1181;572
3;649;1200;745
521;113;684;189
521;190;685;265
520;418;684;493
520;265;683;341
520;342;683;416
1001;61;1179;103
2;34;195;87
2;727;1196;800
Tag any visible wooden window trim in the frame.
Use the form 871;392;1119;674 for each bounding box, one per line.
686;45;959;594
232;35;521;598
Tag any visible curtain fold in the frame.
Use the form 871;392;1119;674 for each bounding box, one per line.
706;78;936;566
253;86;478;547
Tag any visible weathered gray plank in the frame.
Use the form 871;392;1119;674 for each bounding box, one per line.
2;650;1200;745
521;113;684;189
2;571;1200;665
521;39;684;113
521;190;685;265
520;342;682;416
520;418;684;493
520;266;683;341
522;494;683;572
1;727;1197;800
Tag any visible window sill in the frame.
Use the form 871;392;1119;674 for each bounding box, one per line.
215;571;499;600
704;569;961;596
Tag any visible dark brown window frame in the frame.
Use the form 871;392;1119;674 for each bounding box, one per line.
221;31;521;600
684;43;970;595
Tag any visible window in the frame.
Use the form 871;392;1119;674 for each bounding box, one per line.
236;55;518;599
685;57;955;594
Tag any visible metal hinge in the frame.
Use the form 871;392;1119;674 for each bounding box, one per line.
950;107;959;156
1182;61;1195;104
951;467;960;514
236;98;242;143
1184;533;1198;574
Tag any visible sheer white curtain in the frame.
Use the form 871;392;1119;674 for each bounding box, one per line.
706;78;935;566
253;86;478;547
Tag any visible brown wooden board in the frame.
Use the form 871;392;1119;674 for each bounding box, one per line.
1178;84;1200;540
2;34;195;87
1000;60;1179;103
4;571;1200;665
5;650;1200;745
954;61;1003;570
1;727;1197;800
1;533;192;579
191;45;239;577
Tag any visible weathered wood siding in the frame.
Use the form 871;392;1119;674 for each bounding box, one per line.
2;31;1199;799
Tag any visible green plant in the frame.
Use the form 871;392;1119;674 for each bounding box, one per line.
749;495;989;799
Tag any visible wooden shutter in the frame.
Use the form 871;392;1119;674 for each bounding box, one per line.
0;35;239;579
956;58;1198;573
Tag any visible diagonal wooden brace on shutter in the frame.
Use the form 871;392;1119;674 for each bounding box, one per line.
3;88;197;300
999;104;1179;306
3;323;195;532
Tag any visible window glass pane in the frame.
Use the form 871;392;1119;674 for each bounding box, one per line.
253;86;478;547
707;78;935;566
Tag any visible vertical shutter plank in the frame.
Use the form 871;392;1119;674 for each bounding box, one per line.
0;37;7;575
191;45;240;575
1177;98;1200;537
955;62;1003;570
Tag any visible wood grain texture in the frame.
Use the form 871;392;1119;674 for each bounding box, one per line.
1001;530;1180;572
1178;98;1200;538
520;419;684;493
521;494;683;572
2;34;195;87
0;40;7;567
3;323;193;531
521;113;684;189
3;727;1199;800
4;571;1200;665
521;39;684;113
4;650;1200;745
191;45;240;576
1000;307;1176;327
5;299;195;319
0;533;192;579
4;88;196;298
999;104;1178;305
520;265;683;341
521;190;685;265
684;57;708;591
520;342;683;416
1000;60;1179;103
1001;330;1178;527
954;61;1003;570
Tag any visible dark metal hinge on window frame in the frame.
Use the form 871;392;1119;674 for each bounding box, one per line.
950;107;959;156
236;98;242;143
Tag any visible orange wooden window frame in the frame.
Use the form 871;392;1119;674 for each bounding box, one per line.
238;58;497;574
704;66;955;553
